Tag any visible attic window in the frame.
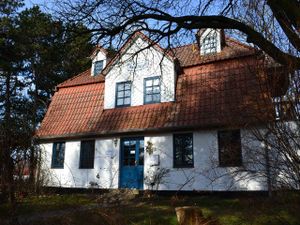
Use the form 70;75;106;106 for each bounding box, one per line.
201;31;218;55
94;60;104;75
116;81;131;107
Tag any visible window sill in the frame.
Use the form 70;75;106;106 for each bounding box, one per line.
218;165;243;168
144;101;161;105
173;166;194;169
115;104;131;108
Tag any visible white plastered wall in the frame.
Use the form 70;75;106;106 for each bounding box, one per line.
104;37;176;109
143;129;266;191
40;138;120;189
41;129;267;191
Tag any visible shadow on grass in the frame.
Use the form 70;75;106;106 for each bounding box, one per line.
1;192;300;225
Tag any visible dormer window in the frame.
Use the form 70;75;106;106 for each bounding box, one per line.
94;60;104;76
144;76;161;104
116;81;131;107
202;32;217;55
199;29;222;55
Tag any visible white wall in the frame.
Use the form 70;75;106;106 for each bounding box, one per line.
41;137;120;189
41;129;267;191
104;37;176;109
144;130;266;191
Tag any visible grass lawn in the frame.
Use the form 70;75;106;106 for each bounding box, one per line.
0;192;300;225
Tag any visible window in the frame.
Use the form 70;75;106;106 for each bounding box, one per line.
116;81;131;107
173;133;194;168
51;142;65;168
79;140;95;169
218;130;242;167
144;76;161;104
94;60;104;75
122;139;144;166
202;31;217;55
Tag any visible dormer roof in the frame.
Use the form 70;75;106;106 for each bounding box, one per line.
90;45;108;59
101;31;175;76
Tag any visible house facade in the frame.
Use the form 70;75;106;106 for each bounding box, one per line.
36;30;278;191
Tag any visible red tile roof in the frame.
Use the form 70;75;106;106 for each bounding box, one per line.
172;37;257;67
57;69;105;88
36;55;273;140
57;35;257;89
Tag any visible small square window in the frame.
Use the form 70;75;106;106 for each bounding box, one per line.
116;82;131;107
79;140;95;169
202;31;218;55
51;142;65;168
144;77;161;104
218;130;242;167
174;133;194;168
94;60;104;75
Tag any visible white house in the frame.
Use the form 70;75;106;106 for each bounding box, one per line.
36;30;283;191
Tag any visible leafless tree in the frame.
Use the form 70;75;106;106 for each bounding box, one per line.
52;0;300;70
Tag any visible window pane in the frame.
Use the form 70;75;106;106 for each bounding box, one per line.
116;82;131;107
80;140;95;169
144;77;161;104
145;79;153;87
145;95;152;103
124;90;131;97
52;142;65;168
125;83;131;90
174;134;193;167
117;99;123;106
153;78;160;86
124;140;136;166
153;86;160;94
124;97;131;105
118;84;124;91
202;32;217;54
94;60;103;75
118;91;124;98
218;130;242;167
152;94;160;102
146;87;152;94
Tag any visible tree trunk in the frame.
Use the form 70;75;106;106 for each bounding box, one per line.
175;206;206;225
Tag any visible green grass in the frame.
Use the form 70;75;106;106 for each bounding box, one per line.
0;194;93;219
1;193;300;225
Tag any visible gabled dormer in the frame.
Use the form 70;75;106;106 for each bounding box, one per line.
103;32;176;109
198;28;225;55
91;46;107;76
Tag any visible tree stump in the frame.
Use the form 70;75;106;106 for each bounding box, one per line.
175;206;205;225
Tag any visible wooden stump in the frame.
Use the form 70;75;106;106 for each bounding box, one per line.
175;206;205;225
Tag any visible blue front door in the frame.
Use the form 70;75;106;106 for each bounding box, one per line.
120;137;144;189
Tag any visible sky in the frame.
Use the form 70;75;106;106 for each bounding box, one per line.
24;0;42;7
24;0;51;10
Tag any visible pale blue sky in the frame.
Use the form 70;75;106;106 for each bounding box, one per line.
24;0;50;10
